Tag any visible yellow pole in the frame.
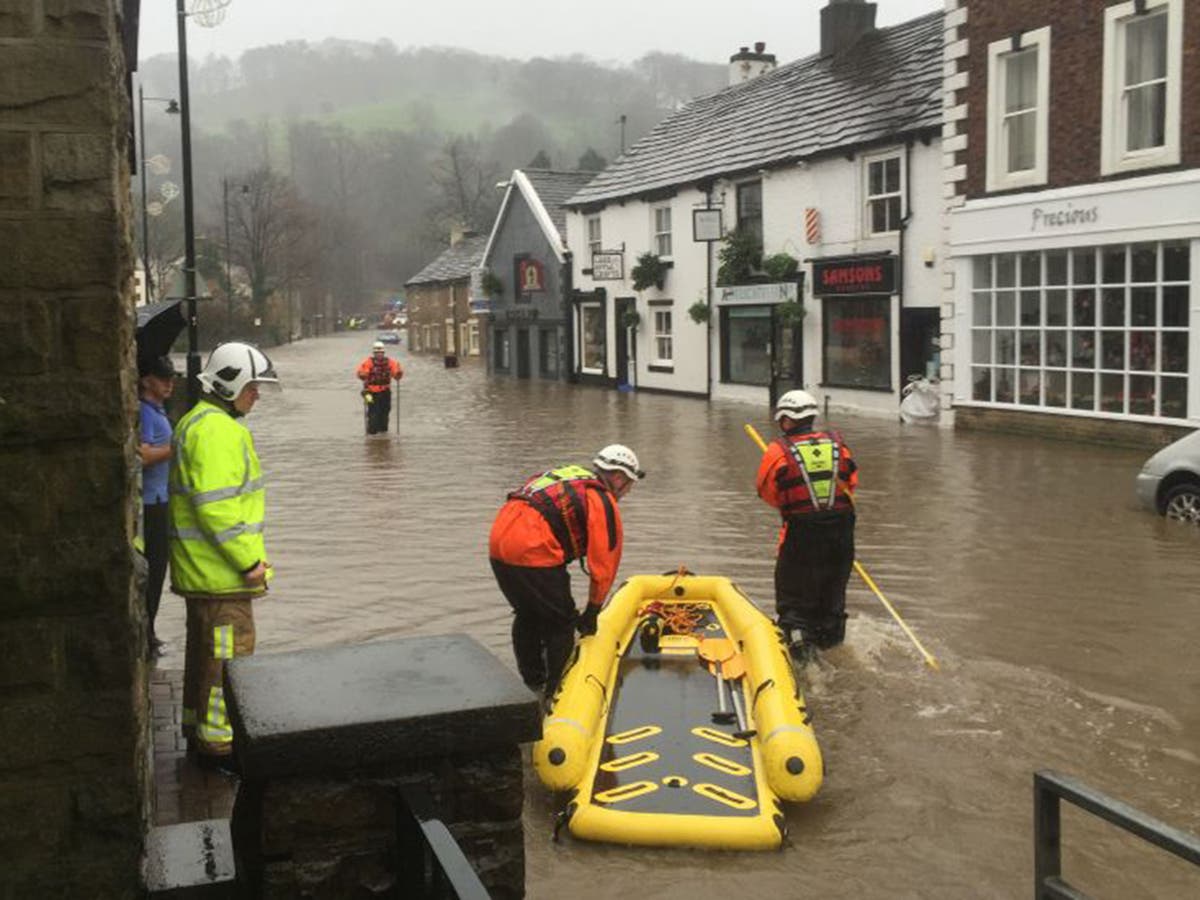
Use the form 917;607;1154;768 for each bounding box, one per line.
744;423;940;671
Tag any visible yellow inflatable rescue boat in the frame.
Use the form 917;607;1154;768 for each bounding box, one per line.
533;572;822;851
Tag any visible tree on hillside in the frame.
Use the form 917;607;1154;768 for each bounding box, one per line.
428;136;501;235
228;166;308;322
577;147;607;172
528;149;552;168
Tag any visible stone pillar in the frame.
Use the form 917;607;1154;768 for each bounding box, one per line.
0;0;149;895
226;634;541;900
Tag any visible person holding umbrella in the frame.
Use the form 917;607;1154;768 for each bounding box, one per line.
137;354;176;658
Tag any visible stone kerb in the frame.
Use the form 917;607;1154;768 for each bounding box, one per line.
225;634;541;899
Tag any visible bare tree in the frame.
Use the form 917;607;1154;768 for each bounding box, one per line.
428;136;501;236
228;166;305;322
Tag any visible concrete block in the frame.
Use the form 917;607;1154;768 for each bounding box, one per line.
0;130;34;210
144;819;237;899
42;131;113;212
43;0;110;41
225;634;541;779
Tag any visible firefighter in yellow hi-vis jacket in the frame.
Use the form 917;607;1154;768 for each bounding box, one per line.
169;341;279;774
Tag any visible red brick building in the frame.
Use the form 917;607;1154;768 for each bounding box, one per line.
943;0;1200;438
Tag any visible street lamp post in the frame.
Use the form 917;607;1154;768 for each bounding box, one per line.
175;0;200;405
136;86;178;304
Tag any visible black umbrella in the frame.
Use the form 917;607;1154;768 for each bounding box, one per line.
135;299;186;362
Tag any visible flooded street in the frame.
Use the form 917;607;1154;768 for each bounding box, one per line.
157;332;1199;898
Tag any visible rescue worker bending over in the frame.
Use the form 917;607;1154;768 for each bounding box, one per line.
490;445;645;698
756;390;858;662
356;340;403;434
169;342;279;774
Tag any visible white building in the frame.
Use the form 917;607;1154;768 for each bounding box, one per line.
563;0;945;417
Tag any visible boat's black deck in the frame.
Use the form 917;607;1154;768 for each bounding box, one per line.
588;604;761;818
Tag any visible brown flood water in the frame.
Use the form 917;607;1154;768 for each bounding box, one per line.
155;331;1200;898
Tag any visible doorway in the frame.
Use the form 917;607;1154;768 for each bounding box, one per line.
516;328;530;379
900;307;941;382
614;297;635;388
768;306;803;409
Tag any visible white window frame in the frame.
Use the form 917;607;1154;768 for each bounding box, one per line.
652;307;673;366
587;216;602;261
652;205;673;258
1100;0;1183;176
579;301;604;375
468;321;479;355
986;27;1051;192
863;150;904;237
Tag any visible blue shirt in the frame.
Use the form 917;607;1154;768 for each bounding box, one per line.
139;399;172;504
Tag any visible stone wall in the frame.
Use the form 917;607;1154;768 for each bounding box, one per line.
955;406;1190;449
0;1;150;895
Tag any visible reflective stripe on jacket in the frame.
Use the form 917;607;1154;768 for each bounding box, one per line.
168;399;268;596
757;430;857;519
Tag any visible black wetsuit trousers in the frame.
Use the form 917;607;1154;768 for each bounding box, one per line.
775;512;856;648
366;389;392;434
490;559;576;695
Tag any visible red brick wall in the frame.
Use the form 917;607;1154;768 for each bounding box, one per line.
962;0;1200;198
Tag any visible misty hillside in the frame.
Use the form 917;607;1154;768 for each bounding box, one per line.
138;40;726;168
134;41;726;318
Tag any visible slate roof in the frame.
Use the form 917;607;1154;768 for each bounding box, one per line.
520;169;597;238
404;234;489;286
568;11;943;207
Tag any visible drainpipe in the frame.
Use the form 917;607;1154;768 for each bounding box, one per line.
562;249;576;383
897;138;913;395
705;184;714;400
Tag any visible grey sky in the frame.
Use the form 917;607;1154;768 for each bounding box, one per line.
140;1;944;67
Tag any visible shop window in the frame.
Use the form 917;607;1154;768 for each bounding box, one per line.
720;305;771;386
653;308;673;366
822;297;891;390
969;242;1190;418
653;206;673;258
587;216;602;261
1101;0;1182;174
736;181;763;247
864;152;903;236
579;302;605;374
986;28;1050;191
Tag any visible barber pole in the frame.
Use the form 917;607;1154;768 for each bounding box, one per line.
804;207;820;245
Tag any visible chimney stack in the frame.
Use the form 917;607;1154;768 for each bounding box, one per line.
820;0;877;57
728;41;777;86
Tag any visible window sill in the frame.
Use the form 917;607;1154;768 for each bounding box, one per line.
1101;147;1181;177
648;364;674;373
819;382;895;393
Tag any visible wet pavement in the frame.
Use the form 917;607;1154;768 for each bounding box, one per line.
151;330;1200;898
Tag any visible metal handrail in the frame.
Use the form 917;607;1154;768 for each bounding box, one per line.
1034;769;1200;899
396;784;491;900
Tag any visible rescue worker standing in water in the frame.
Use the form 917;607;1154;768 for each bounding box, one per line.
756;390;857;662
356;341;403;434
169;342;278;774
490;445;645;697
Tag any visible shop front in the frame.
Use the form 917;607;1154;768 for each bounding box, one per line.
713;281;802;406
949;172;1200;426
813;255;896;394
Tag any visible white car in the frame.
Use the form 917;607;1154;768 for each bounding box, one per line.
1135;429;1200;523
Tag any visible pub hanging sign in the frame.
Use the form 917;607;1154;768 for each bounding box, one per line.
812;254;896;296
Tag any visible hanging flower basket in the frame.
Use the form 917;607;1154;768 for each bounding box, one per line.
631;253;669;292
688;300;711;324
621;308;642;330
775;300;806;327
480;270;503;297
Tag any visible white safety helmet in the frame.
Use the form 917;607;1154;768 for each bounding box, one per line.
372;341;385;352
593;444;645;481
198;342;279;401
774;389;819;423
